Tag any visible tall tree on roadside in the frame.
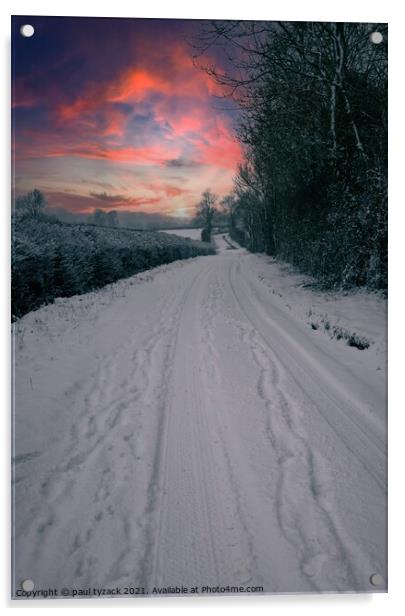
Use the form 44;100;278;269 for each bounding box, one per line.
193;21;388;289
195;189;218;242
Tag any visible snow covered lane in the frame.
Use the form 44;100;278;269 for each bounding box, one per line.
12;235;387;596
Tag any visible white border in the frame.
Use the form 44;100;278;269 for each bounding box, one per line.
2;1;403;615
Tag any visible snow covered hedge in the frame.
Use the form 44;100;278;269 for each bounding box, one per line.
12;217;215;318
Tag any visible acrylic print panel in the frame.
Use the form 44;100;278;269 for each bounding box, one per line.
11;16;388;599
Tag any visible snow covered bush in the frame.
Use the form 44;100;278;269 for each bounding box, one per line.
201;228;211;243
12;217;215;318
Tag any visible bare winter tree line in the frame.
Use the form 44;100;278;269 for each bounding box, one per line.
15;191;120;229
193;21;388;289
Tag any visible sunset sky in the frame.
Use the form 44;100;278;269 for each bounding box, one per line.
12;16;242;218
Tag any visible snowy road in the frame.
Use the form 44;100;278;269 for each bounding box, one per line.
12;235;387;596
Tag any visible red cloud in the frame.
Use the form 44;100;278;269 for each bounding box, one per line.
54;41;224;130
162;185;188;197
45;190;162;213
106;69;174;103
15;135;181;166
13;28;241;216
142;183;191;198
17;35;241;173
194;121;242;170
58;97;91;121
169;115;203;136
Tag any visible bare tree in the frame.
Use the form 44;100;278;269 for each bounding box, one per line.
15;189;46;219
195;190;218;241
220;194;237;228
192;21;387;288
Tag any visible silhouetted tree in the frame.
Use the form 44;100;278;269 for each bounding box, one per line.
107;210;119;227
15;189;46;219
93;208;108;226
195;189;218;242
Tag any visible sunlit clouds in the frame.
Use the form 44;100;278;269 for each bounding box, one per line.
12;17;241;217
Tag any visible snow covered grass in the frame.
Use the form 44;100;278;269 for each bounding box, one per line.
253;254;387;358
12;218;214;319
308;313;370;350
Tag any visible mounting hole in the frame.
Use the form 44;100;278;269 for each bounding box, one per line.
20;24;35;38
370;31;383;44
21;579;35;591
369;573;384;587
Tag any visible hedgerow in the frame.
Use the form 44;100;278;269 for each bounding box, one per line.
12;217;215;318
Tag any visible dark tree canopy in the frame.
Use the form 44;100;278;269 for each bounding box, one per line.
194;21;388;290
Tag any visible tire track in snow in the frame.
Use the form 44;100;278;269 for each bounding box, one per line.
149;264;226;587
242;257;387;490
198;273;262;586
227;257;362;591
134;271;198;584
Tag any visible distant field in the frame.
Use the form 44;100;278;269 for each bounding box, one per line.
12;218;214;318
161;228;203;240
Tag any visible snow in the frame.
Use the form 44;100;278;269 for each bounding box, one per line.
12;234;387;597
161;227;203;240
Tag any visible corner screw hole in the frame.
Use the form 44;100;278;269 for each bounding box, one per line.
20;24;35;38
370;32;383;44
369;573;384;587
21;579;35;591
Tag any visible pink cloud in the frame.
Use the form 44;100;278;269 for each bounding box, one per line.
13;27;242;217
